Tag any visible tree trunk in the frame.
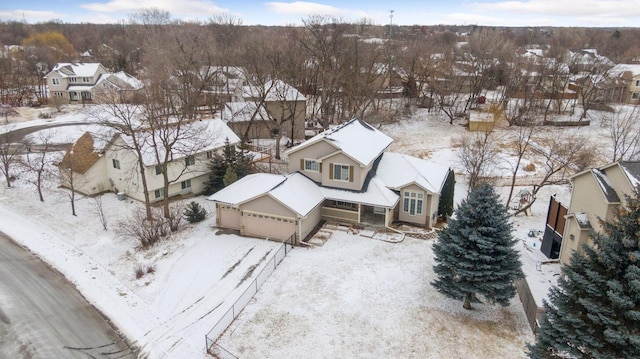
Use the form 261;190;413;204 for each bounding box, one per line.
463;292;472;310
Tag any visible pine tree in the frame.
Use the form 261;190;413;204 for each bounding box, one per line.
183;201;207;223
432;184;523;309
528;192;640;359
223;165;238;186
438;169;456;220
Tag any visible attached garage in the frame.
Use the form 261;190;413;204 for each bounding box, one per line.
217;204;242;230
243;211;296;242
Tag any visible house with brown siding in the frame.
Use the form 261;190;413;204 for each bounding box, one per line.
208;119;454;244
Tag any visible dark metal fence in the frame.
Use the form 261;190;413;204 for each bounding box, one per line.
205;240;293;356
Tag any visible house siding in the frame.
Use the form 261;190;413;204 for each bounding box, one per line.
322;152;366;191
242;195;296;218
286;140;337;181
398;183;429;226
300;203;322;240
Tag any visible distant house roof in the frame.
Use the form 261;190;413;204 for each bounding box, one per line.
96;71;143;90
120;118;240;167
287;119;393;167
45;63;105;78
375;152;451;193
208;172;324;217
222;102;269;123
609;64;640;77
242;79;306;102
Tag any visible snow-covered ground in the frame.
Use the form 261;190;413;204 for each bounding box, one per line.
0;103;625;358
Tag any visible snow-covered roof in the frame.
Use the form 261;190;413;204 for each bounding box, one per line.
46;63;104;78
375;152;450;193
119;118;240;167
242;79;306;102
287;119;393;167
321;177;399;208
592;169;621;203
222;102;269;123
609;64;640;77
619;161;640;191
108;71;143;90
208;173;324;217
570;212;593;229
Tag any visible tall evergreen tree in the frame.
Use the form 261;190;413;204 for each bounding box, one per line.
528;192;640;359
438;169;456;220
432;184;523;309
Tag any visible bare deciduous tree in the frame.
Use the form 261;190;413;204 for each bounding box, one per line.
22;129;58;201
605;105;640;162
457;130;501;193
513;131;594;216
0;124;24;188
91;195;108;230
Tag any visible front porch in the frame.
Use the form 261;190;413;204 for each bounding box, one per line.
320;200;389;228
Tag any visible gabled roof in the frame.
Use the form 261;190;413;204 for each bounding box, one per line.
609;64;640;77
592;169;621;203
222;102;269;123
119;118;240;167
320;177;399;208
287;119;393;167
59;131;106;174
95;71;143;90
567;212;593;230
375;152;451;193
619;161;640;190
242;79;306;102
208;173;324;217
45;63;104;78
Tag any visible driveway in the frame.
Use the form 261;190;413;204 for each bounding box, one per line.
0;232;137;359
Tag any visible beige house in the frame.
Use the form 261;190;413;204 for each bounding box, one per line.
44;63;142;104
558;161;640;264
59;119;240;202
222;79;306;141
607;64;640;104
208;119;454;244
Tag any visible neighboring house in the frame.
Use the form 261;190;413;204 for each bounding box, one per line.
199;66;247;111
607;64;640;104
556;161;640;265
44;63;142;104
208;119;454;244
222;79;306;141
58;119;240;203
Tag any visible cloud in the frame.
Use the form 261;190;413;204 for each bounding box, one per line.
470;0;640;18
81;0;228;17
0;10;65;22
266;1;343;16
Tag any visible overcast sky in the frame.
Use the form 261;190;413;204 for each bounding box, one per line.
2;0;640;27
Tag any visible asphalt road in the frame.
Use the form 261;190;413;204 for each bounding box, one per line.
0;232;137;358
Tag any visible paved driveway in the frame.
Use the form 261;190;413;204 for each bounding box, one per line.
0;232;137;358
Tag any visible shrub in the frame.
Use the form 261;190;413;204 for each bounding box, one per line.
116;208;168;248
524;162;536;172
135;265;145;279
146;264;156;274
183;201;207;223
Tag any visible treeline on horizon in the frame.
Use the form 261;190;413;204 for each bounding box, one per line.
2;17;640;68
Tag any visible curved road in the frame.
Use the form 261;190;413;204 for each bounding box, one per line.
0;232;137;358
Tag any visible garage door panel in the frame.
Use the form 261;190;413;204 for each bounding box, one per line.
219;207;241;230
244;214;295;241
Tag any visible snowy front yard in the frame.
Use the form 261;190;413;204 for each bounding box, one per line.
1;103;624;358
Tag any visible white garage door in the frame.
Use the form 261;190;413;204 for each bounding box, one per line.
244;212;296;241
218;206;241;230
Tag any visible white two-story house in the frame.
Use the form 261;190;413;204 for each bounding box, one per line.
58;119;240;202
44;62;142;104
